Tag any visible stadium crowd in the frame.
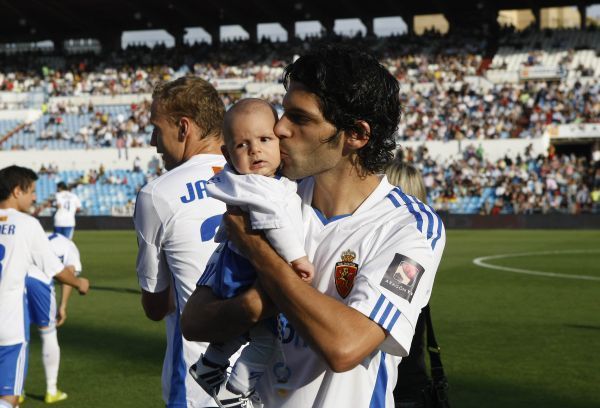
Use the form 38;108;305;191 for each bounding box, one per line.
37;101;152;149
404;144;600;214
2;28;599;146
397;79;600;141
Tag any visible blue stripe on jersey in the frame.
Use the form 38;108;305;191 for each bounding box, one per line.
369;295;386;320
386;310;401;332
378;302;394;327
23;292;30;342
395;189;423;232
369;352;388;408
388;187;443;251
415;201;434;240
386;193;401;208
48;233;59;241
168;278;187;407
431;210;444;250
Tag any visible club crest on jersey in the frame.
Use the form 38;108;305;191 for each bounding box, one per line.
380;254;425;303
335;250;358;298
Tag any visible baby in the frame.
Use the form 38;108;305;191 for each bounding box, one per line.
189;98;313;407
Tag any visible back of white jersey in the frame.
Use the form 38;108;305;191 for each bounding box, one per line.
134;154;227;407
0;209;64;346
53;191;82;227
28;233;82;284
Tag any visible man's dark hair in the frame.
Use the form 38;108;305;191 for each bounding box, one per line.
283;45;401;173
0;165;38;201
57;182;68;191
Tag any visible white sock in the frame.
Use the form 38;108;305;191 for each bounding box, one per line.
39;326;60;395
228;359;267;395
204;337;245;367
227;323;277;395
0;399;13;408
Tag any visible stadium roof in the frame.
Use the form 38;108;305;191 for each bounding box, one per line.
0;0;597;44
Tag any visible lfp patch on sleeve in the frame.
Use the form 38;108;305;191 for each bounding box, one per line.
380;254;425;302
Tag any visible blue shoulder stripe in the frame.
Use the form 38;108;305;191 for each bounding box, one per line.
415;201;434;240
394;189;423;232
369;294;386;320
387;310;401;332
387;187;443;251
386;192;401;208
378;302;394;327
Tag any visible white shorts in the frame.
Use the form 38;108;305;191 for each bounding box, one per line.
26;277;56;327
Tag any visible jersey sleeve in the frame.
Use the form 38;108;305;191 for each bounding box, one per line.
347;222;445;357
134;187;170;293
264;227;306;263
263;186;305;262
65;240;83;275
29;219;65;280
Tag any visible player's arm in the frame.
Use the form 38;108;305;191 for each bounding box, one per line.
31;221;89;295
141;285;175;321
181;282;275;342
134;188;173;321
54;265;89;295
57;243;84;326
224;210;386;373
56;283;72;326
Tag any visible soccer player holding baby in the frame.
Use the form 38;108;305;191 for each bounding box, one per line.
183;45;446;407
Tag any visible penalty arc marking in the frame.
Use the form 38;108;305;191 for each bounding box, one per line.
472;250;600;281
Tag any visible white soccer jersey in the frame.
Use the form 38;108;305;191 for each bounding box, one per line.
134;154;227;408
207;164;305;262
53;191;82;227
256;176;446;408
28;233;82;284
0;209;64;346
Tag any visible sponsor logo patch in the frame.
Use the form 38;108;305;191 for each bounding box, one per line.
335;250;358;298
380;254;425;302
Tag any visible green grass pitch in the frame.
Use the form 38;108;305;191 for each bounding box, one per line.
21;230;600;407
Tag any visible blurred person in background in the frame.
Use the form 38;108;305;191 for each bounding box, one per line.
386;155;449;408
52;182;81;240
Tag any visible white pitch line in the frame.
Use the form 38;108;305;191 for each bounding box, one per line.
472;250;600;281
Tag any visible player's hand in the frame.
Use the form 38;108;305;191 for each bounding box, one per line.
223;205;265;259
56;306;67;327
291;258;315;284
77;277;90;295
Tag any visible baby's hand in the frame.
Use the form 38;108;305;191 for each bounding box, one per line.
291;257;314;284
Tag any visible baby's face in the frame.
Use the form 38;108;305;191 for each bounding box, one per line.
227;110;280;177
